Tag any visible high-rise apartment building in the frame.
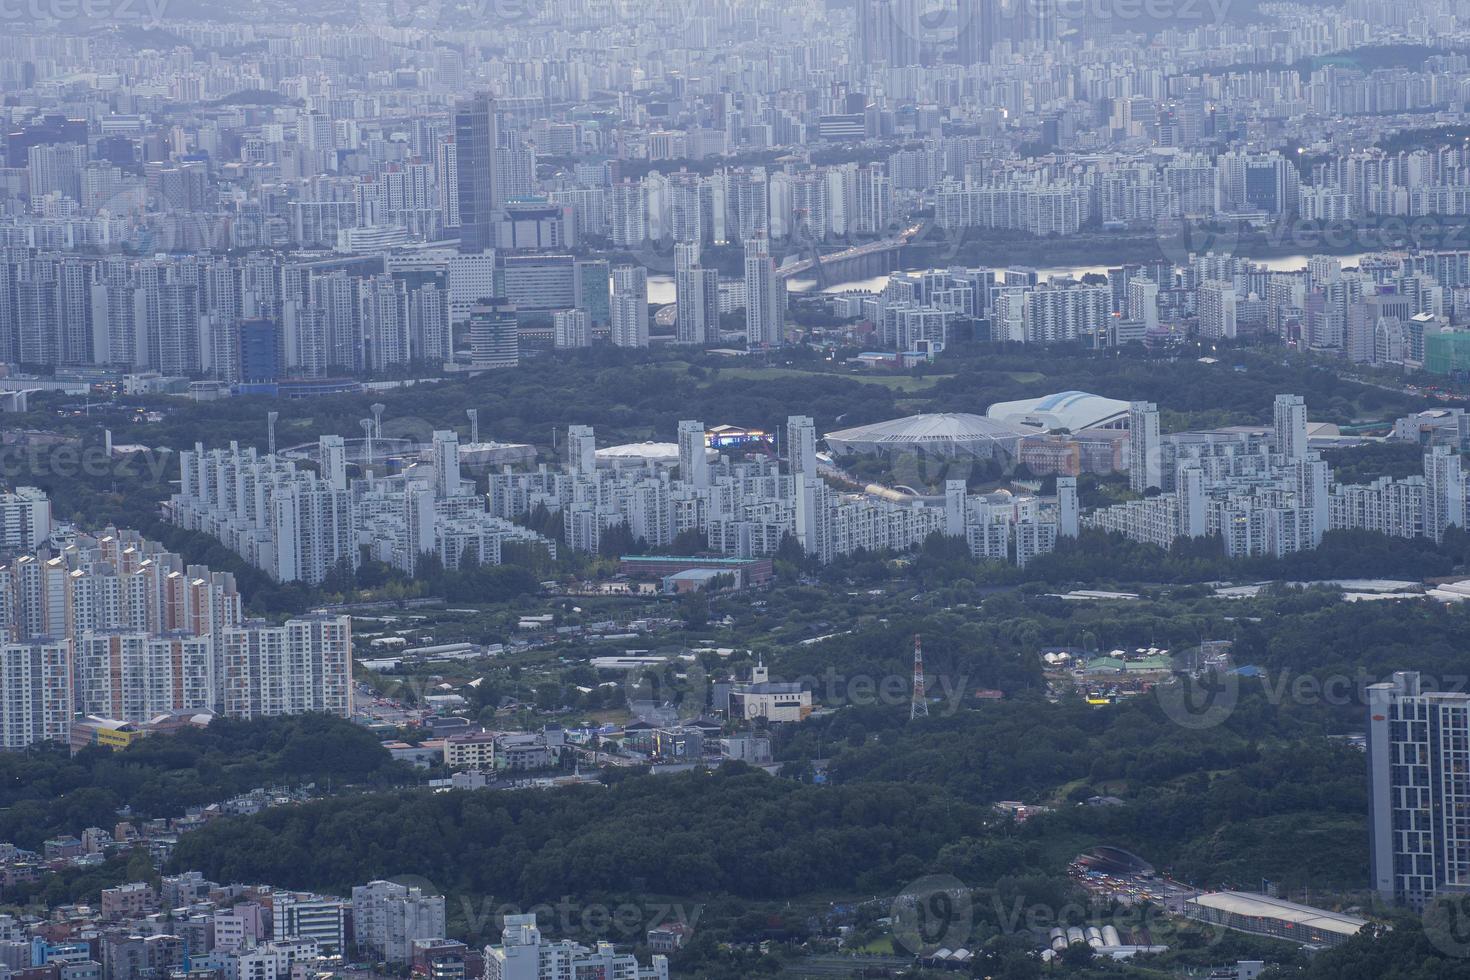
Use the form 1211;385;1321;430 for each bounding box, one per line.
1368;671;1470;910
1128;401;1161;493
743;235;784;350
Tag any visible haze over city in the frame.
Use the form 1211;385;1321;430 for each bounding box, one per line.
2;0;1470;978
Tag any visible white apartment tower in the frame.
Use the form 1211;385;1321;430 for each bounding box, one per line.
677;420;709;489
743;234;784;350
1273;394;1309;463
1128;401;1161;493
610;265;649;348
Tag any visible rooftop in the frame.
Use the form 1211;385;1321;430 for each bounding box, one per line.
1186;892;1369;937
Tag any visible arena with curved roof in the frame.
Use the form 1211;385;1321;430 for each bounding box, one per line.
823;413;1037;460
986;391;1131;431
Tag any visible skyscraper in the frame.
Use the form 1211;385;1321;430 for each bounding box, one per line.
566;425;596;477
1273;394;1308;462
431;429;462;499
553;308;590;349
787;415;817;477
743;234;784;350
674;243;720;346
1128;401;1161;493
1057;476;1078;537
610;265;649;348
1368;671;1470;910
454;94;502;254
1423;445;1465;544
677;420;709;489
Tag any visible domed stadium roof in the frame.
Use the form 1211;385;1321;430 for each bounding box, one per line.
986;391;1131;431
596;442;681;466
824;413;1036;458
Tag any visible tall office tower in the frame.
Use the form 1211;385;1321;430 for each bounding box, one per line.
1424;445;1465;544
553;308;590;349
431;430;462;499
1273;394;1309;462
743;235;785;350
1057;477;1079;538
566;425;597;478
610;265;649;348
28;142;86;202
1368;671;1470;910
677;420;709;489
453;94;501;254
238;318;279;384
786;415;817;478
468;298;519;368
1128;401;1161;493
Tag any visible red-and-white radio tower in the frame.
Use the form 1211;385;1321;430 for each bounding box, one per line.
910;633;928;719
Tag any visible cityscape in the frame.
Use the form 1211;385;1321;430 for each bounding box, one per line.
6;0;1470;977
